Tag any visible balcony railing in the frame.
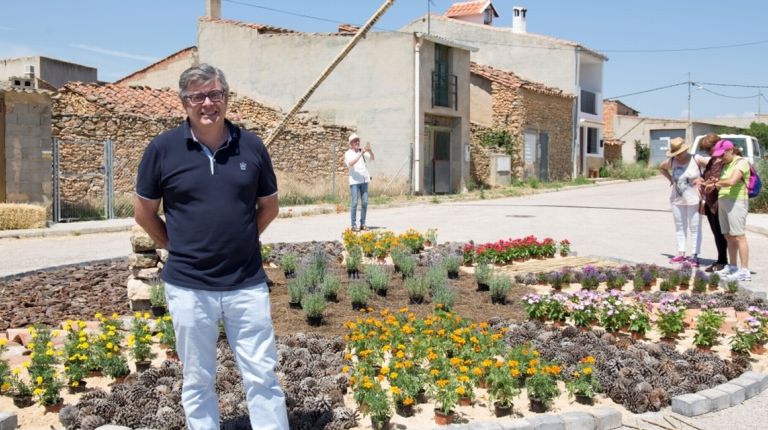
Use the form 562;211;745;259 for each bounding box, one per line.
580;89;597;115
432;71;458;110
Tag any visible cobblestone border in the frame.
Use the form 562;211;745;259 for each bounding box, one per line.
444;406;623;430
671;371;768;416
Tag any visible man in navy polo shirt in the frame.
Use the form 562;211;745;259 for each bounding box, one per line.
134;64;288;430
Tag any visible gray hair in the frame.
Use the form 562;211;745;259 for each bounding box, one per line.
178;63;230;101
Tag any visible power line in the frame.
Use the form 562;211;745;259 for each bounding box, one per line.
607;82;688;99
699;87;759;99
599;39;768;53
698;82;768;89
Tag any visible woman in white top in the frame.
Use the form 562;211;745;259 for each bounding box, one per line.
658;137;709;267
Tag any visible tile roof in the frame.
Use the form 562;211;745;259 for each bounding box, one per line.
199;17;297;34
470;62;573;98
445;1;496;18
61;82;185;118
337;24;360;34
115;47;196;85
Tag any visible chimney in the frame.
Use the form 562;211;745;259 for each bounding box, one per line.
206;0;221;19
24;64;35;80
512;6;527;34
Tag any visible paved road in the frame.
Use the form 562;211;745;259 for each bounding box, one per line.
2;177;766;291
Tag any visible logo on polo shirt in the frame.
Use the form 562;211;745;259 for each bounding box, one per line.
240;162;247;171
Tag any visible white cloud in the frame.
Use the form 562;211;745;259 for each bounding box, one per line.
69;44;159;62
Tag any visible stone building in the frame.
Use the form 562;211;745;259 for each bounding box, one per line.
469;62;574;184
602;99;640;165
0;81;53;204
51;82;352;215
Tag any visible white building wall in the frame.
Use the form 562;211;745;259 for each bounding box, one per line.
401;16;577;93
197;21;416;179
117;53;196;88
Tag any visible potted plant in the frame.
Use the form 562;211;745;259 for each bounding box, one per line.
149;281;166;316
397;254;417;279
693;303;726;351
387;362;422;417
599;290;630;334
26;325;64;411
522;293;547;320
260;243;272;266
547;270;567;291
627;300;652;340
156;314;178;360
559;239;571;257
730;317;763;356
605;270;627;290
352;374;392;430
301;293;327;326
91;312;124;374
486;358;521;417
102;353;130;382
425;228;438;247
287;277;307;309
474;260;493;292
566;356;601;405
579;265;601;290
365;264;391;297
348;281;370;311
708;273;721;290
8;367;34;408
61;320;90;392
655;295;687;341
404;276;428;304
399;228;425;254
692;271;708;293
489;274;512;305
279;252;298;279
429;377;459;425
525;361;561;412
128;312;156;372
544;294;569;325
322;276;341;302
0;338;9;391
678;263;693;289
568;291;599;330
725;279;739;294
346;245;363;279
431;284;455;312
443;254;462;279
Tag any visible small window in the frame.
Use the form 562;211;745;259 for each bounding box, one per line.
484;8;493;25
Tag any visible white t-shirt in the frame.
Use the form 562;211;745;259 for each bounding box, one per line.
670;154;706;206
344;149;371;185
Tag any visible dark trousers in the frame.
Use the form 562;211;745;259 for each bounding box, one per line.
705;203;728;265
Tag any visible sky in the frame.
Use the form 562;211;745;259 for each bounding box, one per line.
1;0;767;121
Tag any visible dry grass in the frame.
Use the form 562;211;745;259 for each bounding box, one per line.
0;203;47;230
275;171;410;206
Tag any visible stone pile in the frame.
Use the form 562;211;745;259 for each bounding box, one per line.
126;225;164;311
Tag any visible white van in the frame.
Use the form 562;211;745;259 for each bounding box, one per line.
690;134;763;165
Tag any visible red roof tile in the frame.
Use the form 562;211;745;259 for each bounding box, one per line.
445;1;496;18
62;82;185;118
470;62;573;98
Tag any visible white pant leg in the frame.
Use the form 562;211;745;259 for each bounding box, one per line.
687;205;702;255
222;283;289;430
164;282;222;430
671;204;687;254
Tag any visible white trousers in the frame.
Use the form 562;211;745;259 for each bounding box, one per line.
165;281;289;430
671;204;702;255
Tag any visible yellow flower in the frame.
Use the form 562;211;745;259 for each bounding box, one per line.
341;366;349;373
362;380;373;389
70;380;80;387
0;339;7;347
583;367;592;375
111;313;119;319
22;361;30;368
12;368;21;375
390;386;401;395
143;312;151;319
46;349;54;356
95;313;103;319
456;386;466;395
1;382;10;391
402;397;414;406
36;376;43;385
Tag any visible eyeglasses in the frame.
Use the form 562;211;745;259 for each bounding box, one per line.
184;90;226;104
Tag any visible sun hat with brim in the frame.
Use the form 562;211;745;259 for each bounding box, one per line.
666;137;690;157
711;139;734;157
348;133;360;144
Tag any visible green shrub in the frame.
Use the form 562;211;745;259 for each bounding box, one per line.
149;281;165;307
431;284;455;310
749;160;768;213
346;246;362;271
489;274;512;299
364;265;391;293
0;203;46;230
404;276;428;301
424;265;448;291
301;293;326;318
348;281;370;305
442;254;462;274
634;140;649;163
397;254;417;278
287;277;307;304
322;276;341;300
280;252;299;274
603;161;657;181
474;261;493;285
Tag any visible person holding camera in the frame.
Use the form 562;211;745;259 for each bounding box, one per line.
344;133;374;231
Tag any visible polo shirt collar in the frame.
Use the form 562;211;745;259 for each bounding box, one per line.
182;118;241;147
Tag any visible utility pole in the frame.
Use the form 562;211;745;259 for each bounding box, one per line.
427;0;431;34
759;90;762;118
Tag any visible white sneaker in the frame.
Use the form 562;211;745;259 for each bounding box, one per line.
730;268;751;282
716;265;738;276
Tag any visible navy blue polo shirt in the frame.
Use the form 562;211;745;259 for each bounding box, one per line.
136;119;277;291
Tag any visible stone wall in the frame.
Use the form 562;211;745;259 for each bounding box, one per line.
604;143;623;165
51;89;354;210
469;82;574;183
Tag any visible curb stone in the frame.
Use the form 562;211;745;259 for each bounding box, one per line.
446;407;621;430
671;372;768;416
0;413;18;430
